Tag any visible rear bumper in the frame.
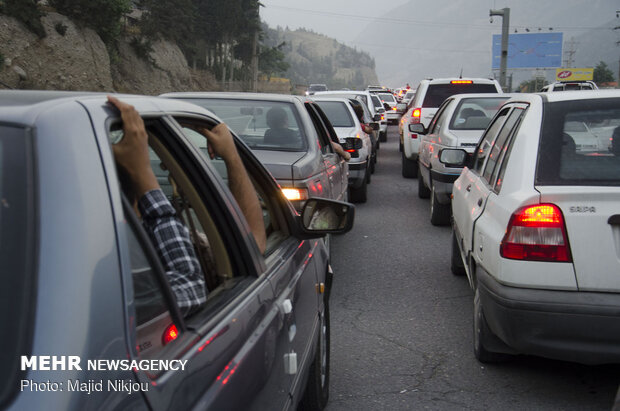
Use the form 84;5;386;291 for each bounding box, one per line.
348;160;367;188
478;267;620;364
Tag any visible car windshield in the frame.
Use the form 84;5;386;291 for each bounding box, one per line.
0;125;32;403
309;84;327;92
536;98;620;186
423;83;499;108
181;98;307;152
315;100;355;127
450;97;510;130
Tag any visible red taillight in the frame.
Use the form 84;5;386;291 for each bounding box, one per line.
163;324;179;345
500;204;572;262
411;108;421;124
451;80;473;84
381;114;385;121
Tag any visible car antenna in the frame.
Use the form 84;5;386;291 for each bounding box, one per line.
459;68;463;79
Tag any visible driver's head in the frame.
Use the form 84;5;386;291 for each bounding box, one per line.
266;107;288;129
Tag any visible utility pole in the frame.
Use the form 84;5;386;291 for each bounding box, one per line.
563;37;578;68
490;8;510;92
616;10;620;88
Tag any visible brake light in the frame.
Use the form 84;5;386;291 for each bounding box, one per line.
381;114;385;121
163;324;179;345
411;108;421;124
392;106;397;111
451;80;473;84
500;204;572;262
282;188;309;201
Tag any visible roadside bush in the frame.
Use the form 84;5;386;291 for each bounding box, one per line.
0;0;46;38
48;0;130;45
54;22;67;35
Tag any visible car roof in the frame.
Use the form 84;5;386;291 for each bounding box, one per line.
504;90;620;105
0;90;216;125
446;93;516;101
161;91;307;104
421;77;499;84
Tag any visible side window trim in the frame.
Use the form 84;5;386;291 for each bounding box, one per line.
471;106;511;176
304;103;333;153
490;107;528;192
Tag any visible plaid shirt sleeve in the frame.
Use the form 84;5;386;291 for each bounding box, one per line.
138;189;207;316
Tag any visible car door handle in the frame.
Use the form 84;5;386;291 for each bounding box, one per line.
280;299;293;315
609;215;620;225
466;184;472;192
477;198;483;207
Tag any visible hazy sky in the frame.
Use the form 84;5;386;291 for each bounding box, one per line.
260;0;410;44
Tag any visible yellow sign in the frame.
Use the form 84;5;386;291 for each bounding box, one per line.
555;68;594;81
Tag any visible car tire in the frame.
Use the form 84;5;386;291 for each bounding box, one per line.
402;151;417;178
380;130;387;142
450;231;466;276
430;185;451;226
349;175;368;203
473;286;511;363
399;141;403;152
418;170;430;199
299;299;330;411
370;153;376;174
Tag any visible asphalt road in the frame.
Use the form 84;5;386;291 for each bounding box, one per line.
326;125;620;411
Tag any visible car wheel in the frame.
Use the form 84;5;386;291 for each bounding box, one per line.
402;151;417;178
417;170;430;199
299;299;330;411
349;176;368;203
430;185;451;226
473;286;511;363
380;130;387;142
450;231;466;276
370;154;376;174
399;141;403;152
376;137;381;150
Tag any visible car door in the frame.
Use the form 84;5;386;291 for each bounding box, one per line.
420;98;454;185
305;102;347;202
452;106;510;262
170;114;323;409
94;102;295;411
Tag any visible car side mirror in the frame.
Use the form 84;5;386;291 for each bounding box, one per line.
438;149;469;167
299;198;355;236
373;114;381;121
343;137;363;150
370;122;380;131
409;123;426;134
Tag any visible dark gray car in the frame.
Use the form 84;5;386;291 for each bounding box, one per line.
1;91;354;411
160;92;350;209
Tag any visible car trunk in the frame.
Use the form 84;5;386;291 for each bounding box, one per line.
451;129;485;152
537;187;620;292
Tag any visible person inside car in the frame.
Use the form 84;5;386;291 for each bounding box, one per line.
108;96;266;316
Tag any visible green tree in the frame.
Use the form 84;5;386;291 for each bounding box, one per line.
48;0;131;45
594;61;615;84
517;77;547;92
0;0;46;38
259;42;290;78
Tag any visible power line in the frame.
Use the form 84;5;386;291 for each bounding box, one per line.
262;3;610;32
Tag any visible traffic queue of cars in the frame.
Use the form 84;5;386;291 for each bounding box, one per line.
2;90;357;411
406;83;620;366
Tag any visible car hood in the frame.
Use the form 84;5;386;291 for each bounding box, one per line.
251;150;317;181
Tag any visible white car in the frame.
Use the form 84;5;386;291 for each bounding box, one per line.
448;90;620;365
375;92;400;124
313;97;374;203
540;81;598;92
414;94;513;225
401;77;502;178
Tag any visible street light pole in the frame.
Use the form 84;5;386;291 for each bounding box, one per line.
490;7;510;91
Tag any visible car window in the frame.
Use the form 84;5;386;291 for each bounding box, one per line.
482;107;524;183
371;94;382;109
174;116;289;255
180;98;307;152
491;106;528;191
377;93;395;104
536;98;620;186
471;107;510;174
450;97;510;130
422;83;499;108
0;125;34;405
315;100;355;127
305;102;337;154
427;98;453;134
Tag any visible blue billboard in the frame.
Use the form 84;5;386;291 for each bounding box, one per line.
492;32;563;69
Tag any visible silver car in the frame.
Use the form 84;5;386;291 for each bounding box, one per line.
2;90;354;411
161;92;349;210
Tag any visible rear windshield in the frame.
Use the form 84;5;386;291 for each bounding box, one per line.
0;125;34;407
315;101;355;127
423;83;499;108
309;84;328;92
536;98;620;186
182;98;307;152
377;93;396;104
450;97;510;130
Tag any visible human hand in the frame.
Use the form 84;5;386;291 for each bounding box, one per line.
108;95;158;195
200;123;238;162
